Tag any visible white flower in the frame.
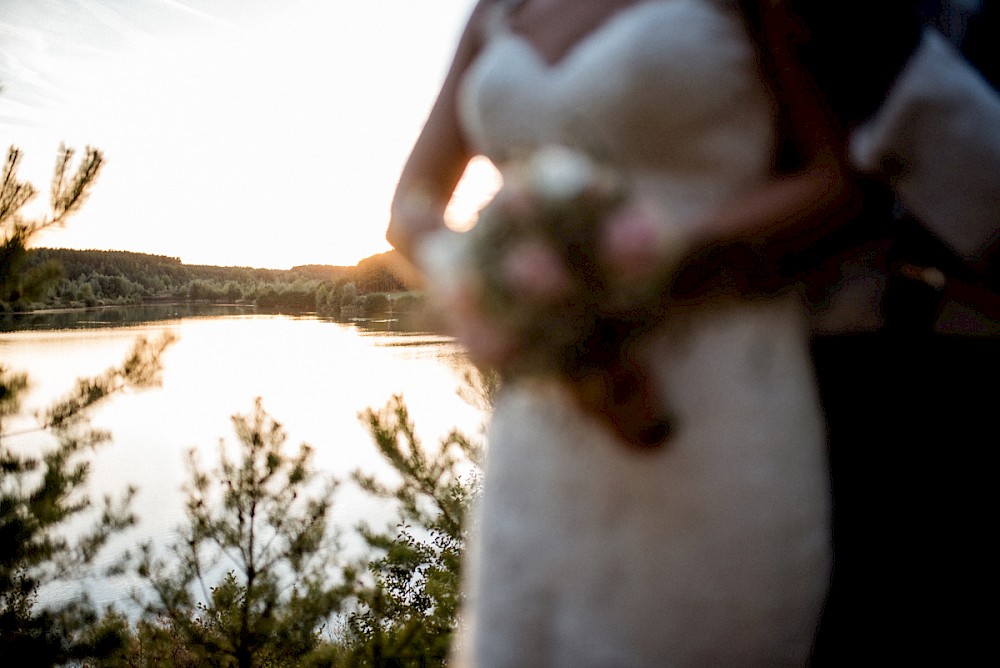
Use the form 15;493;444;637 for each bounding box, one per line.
526;144;597;202
417;228;473;302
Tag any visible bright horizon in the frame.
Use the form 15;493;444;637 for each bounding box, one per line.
0;0;497;270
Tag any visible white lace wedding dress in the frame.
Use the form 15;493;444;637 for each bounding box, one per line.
455;1;830;665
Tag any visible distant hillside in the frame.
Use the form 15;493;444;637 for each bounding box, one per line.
15;247;420;316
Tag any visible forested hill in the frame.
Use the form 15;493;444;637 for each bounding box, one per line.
17;247;418;315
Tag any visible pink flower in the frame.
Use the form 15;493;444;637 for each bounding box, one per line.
453;312;519;368
501;239;573;301
442;282;519;367
600;199;680;277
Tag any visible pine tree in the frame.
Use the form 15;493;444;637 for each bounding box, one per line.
1;143;174;664
134;399;346;668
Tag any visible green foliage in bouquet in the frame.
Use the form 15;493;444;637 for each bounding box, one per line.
437;146;684;376
424;146;685;447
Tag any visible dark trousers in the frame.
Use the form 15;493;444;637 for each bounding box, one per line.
809;334;998;664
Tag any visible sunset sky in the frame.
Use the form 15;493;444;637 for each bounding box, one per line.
0;0;496;269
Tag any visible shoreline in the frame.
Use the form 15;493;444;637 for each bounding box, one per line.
8;300;258;316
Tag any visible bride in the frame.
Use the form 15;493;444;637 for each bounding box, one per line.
388;0;849;664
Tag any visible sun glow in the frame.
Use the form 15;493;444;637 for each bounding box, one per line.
444;155;503;232
0;0;479;269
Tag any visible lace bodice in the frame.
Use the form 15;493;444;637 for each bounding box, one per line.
459;0;774;223
451;3;831;665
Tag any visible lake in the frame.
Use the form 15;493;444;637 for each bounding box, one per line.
0;304;485;612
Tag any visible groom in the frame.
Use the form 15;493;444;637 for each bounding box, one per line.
783;1;1000;663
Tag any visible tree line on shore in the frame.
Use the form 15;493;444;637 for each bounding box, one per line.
10;247;422;318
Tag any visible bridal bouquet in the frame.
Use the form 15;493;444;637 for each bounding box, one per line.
420;145;687;446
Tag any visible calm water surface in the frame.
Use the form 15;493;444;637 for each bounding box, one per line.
0;305;485;611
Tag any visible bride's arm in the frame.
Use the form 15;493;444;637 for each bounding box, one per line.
386;0;497;263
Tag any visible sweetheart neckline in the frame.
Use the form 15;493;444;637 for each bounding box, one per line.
494;0;677;70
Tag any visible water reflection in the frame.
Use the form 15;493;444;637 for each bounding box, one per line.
0;303;254;332
0;306;484;612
